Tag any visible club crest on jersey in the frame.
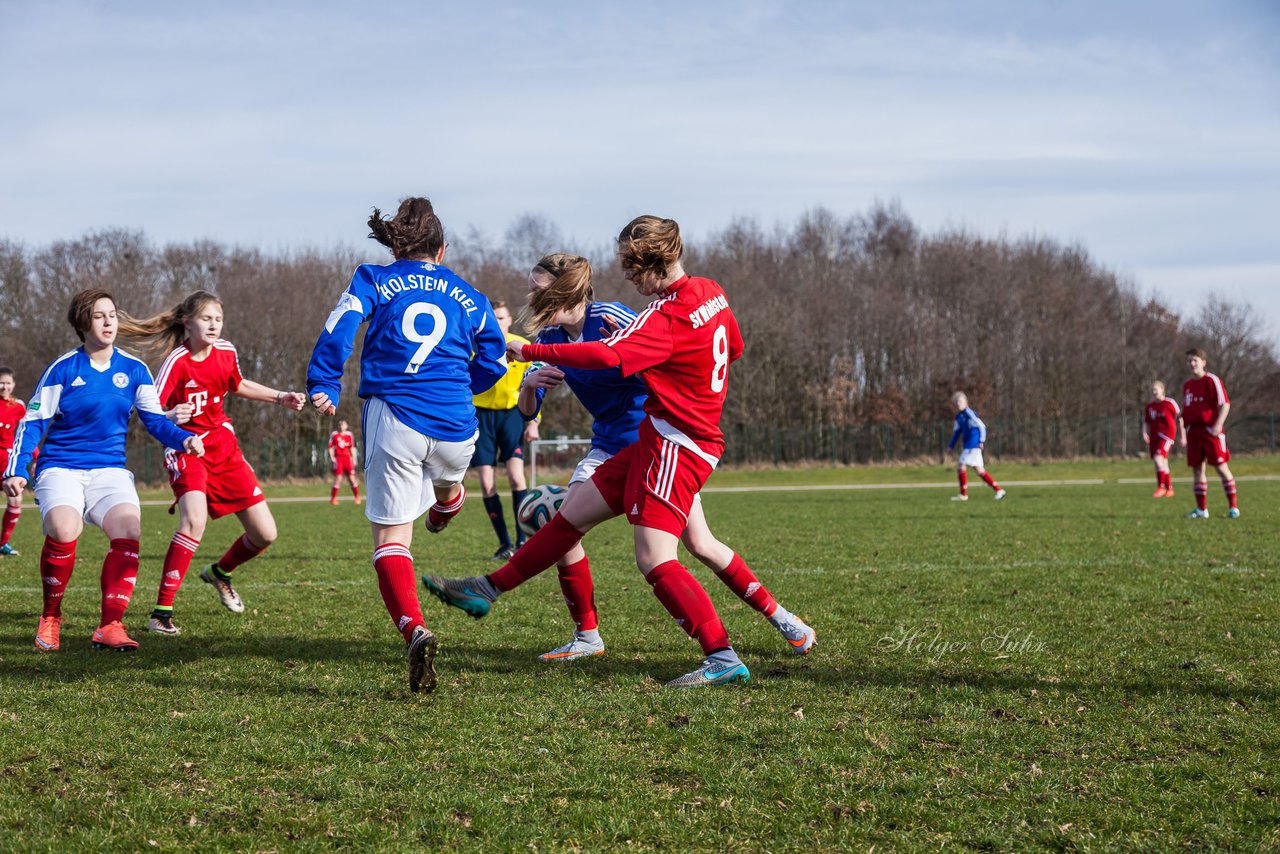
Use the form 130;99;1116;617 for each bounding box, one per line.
112;372;129;389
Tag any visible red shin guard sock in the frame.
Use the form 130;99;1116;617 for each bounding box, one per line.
352;485;360;501
0;505;20;546
100;538;140;625
218;533;267;573
714;552;777;616
39;537;77;618
957;470;968;495
980;471;1000;490
372;544;423;642
556;555;598;631
330;486;340;502
1223;480;1238;508
489;513;584;592
646;559;730;655
427;485;466;529
1194;483;1208;511
156;532;200;609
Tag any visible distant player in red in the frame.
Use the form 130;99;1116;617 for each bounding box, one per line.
1141;380;1180;498
425;216;755;688
0;367;27;556
328;420;360;505
1180;348;1239;519
120;291;306;634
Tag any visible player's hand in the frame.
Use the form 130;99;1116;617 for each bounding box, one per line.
601;314;621;333
525;420;540;443
1179;436;1187;447
183;435;205;457
278;391;306;411
167;403;194;425
2;477;25;498
506;339;528;362
310;392;337;416
1208;426;1221;438
524;366;565;390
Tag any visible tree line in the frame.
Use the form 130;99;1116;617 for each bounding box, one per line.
1;203;1276;471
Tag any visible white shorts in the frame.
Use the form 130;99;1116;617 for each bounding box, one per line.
34;467;140;529
362;397;477;526
958;448;985;468
570;448;614;485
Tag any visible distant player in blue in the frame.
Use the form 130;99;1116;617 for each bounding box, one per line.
2;289;205;653
946;391;1005;501
307;196;508;694
453;252;814;661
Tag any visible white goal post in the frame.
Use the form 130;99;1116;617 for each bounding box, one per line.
528;438;595;487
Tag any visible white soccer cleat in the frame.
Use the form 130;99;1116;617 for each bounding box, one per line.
994;489;1007;501
950;494;969;502
1185;508;1209;519
1228;507;1240;519
200;564;245;613
538;636;606;662
664;657;751;689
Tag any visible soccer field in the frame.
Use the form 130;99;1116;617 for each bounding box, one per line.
1;459;1277;850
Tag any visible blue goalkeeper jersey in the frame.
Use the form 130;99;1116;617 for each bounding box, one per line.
949;407;988;450
307;259;508;442
4;347;191;478
525;301;648;455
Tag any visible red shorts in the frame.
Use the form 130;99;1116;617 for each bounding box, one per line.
590;419;716;537
1186;427;1230;467
333;456;355;477
1148;435;1175;459
0;448;9;476
166;432;264;520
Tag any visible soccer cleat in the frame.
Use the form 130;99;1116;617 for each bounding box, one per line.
1153;487;1168;498
354;496;363;505
421;574;497;619
490;545;515;562
994;489;1007;501
773;615;817;655
92;620;139;652
950;494;969;502
1185;508;1209;519
406;625;439;694
664;658;751;689
147;612;182;635
1228;507;1240;519
0;543;19;556
330;498;339;506
539;636;606;662
200;564;245;613
34;616;61;651
1165;488;1175;498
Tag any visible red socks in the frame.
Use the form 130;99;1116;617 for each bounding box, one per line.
1156;471;1172;490
100;538;139;625
0;505;19;546
427;485;466;531
330;485;340;502
646;560;730;655
714;553;777;616
1194;482;1208;511
39;537;77;618
957;470;968;496
352;485;360;501
156;532;200;609
1223;479;1238;509
218;533;267;573
489;513;583;592
556;555;598;631
980;471;1000;491
372;543;423;642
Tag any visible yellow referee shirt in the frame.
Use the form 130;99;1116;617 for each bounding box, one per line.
473;332;530;411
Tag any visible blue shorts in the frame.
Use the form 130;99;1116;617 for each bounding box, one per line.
471;407;525;467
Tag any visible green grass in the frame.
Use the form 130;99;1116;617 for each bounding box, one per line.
1;459;1278;850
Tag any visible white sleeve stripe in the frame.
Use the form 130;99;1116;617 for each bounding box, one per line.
154;346;188;392
29;384;63;421
604;295;674;346
1208;373;1226;402
134;383;166;415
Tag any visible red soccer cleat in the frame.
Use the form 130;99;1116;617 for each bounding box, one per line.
1153;487;1168;498
35;616;61;651
92;620;140;652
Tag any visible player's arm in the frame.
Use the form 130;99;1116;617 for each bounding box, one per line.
1211;401;1230;437
947;417;961;451
1140;409;1149;444
974;412;987;449
153;349;194;424
134;376;205;456
4;362;63;487
468;304;509;395
308;272;374;414
234;378;306;411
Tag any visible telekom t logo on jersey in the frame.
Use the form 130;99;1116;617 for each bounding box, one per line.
187;390;208;416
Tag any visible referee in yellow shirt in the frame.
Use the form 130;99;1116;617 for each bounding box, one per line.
471;301;539;559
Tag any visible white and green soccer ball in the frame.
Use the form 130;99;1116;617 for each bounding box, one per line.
517;484;567;537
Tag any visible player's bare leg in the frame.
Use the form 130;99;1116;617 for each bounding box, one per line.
683;498;814;655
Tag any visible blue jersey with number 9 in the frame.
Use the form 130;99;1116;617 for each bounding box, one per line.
307;259;508;441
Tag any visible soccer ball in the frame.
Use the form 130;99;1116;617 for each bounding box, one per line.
517;485;567;537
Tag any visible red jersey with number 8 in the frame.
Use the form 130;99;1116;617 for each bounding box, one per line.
603;276;743;458
154;341;244;435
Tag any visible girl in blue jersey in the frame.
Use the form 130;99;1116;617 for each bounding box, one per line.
488;253;815;661
2;290;205;653
307;197;508;694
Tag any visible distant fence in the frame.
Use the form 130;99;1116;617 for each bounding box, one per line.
121;413;1280;484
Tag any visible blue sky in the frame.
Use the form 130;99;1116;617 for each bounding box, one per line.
2;0;1277;337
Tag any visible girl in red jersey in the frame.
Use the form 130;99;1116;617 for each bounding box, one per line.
1141;380;1180;498
120;291;305;634
425;217;760;688
0;367;27;556
328;419;361;505
1180;348;1239;519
